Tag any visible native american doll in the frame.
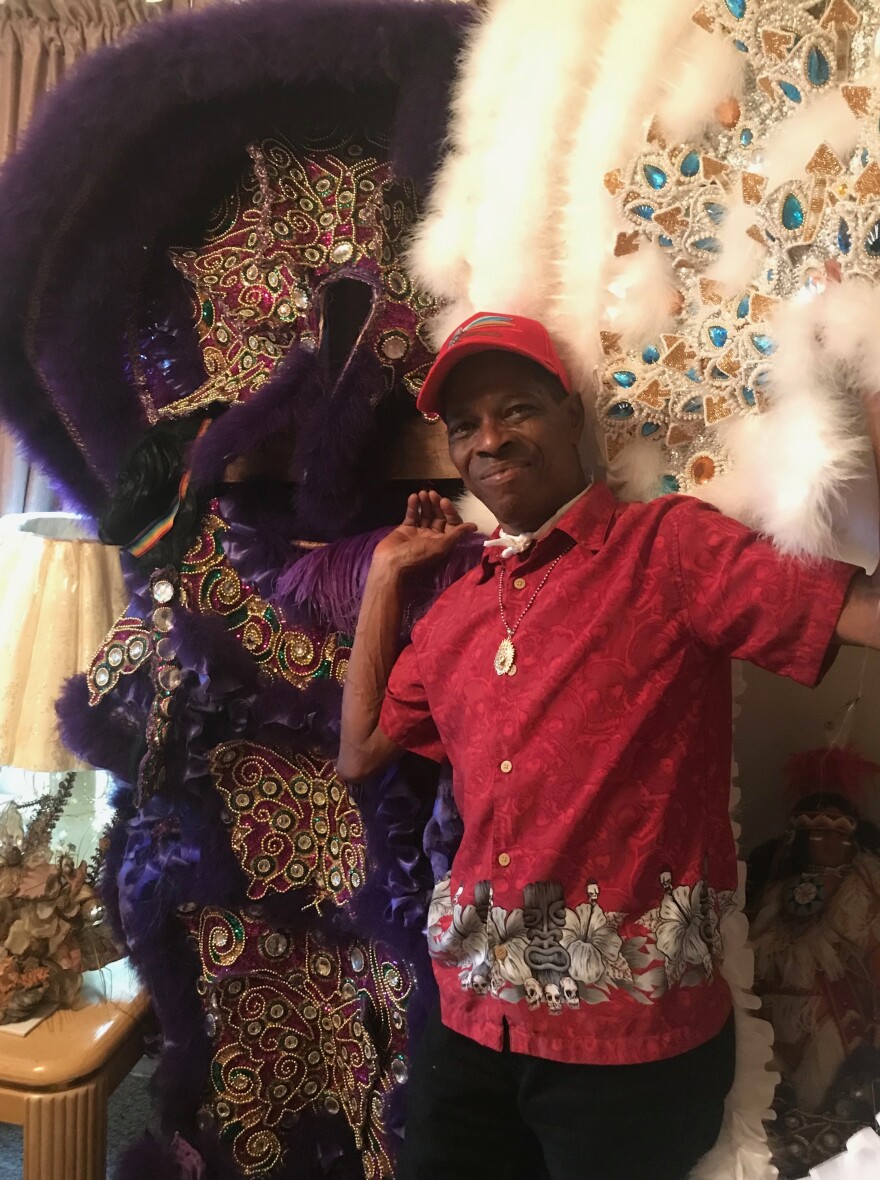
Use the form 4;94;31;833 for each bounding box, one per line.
746;748;880;1177
0;3;476;1178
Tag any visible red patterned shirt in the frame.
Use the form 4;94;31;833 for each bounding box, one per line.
378;483;856;1065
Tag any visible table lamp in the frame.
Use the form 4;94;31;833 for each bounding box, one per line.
0;512;127;776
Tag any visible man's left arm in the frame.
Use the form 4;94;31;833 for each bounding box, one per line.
837;392;880;649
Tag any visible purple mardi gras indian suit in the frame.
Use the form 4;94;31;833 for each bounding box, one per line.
0;2;477;1177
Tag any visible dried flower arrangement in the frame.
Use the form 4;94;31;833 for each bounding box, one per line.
0;772;120;1024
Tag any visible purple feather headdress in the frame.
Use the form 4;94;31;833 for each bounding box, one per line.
0;0;473;514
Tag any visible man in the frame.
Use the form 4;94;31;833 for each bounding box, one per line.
337;312;880;1180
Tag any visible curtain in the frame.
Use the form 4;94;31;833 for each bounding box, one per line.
0;0;177;514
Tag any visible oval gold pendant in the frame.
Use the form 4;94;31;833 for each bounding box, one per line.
494;637;515;676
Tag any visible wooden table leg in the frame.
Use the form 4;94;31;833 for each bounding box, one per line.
23;1073;109;1180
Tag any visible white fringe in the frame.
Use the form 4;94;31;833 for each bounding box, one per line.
606;435;668;502
691;282;873;562
689;664;779;1180
455;491;499;536
412;3;879;565
604;242;680;349
760;89;859;195
707;201;767;297
656;24;745;146
408;0;611;344
551;0;702;388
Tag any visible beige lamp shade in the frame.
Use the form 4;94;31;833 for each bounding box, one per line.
0;514;128;771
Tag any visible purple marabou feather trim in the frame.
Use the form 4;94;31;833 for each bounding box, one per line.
56;672;148;781
248;679;344;755
350;758;440;1140
114;789;224;1130
188;348;318;491
100;787;134;953
289;346;385;540
216;486;300;603
423;764;464;882
275;528;484;633
113;1134;191;1180
172;610;262;699
355;763;436;934
192;346;395;539
0;0;473;511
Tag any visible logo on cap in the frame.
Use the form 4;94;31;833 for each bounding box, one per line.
445;313;515;351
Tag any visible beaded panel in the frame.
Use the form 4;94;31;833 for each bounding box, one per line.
179;504;351;690
599;0;880;497
86;572;185;803
156;133;437;420
143;569;184;768
211;742;367;905
180;907;411;1178
86;616;152;705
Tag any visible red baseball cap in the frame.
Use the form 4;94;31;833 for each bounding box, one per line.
416;311;573;417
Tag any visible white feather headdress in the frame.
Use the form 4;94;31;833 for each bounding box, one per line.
414;0;880;571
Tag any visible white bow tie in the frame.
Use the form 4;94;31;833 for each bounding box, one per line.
483;531;538;560
482;486;591;561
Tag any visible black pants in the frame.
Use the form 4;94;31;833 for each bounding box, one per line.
398;1007;735;1180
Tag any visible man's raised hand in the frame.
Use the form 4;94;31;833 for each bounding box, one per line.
372;490;478;575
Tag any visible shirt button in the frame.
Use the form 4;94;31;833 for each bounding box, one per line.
513;577;527;590
500;759;512;774
498;852;511;867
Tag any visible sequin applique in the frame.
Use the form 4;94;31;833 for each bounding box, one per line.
86;615;152;705
210;742;366;905
181;908;411;1178
179;507;351;690
153;133;437;420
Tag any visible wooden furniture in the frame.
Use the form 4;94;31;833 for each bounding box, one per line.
0;959;149;1180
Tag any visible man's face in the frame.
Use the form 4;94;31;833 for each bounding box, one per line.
441;352;586;532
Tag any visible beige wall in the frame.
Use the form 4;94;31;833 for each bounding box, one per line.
736;648;880;853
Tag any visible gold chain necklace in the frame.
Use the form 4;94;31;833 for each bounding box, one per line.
493;544;573;677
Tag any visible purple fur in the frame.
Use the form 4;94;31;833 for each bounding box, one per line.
0;0;473;512
113;1134;190;1180
193;337;398;539
56;672;148;781
275;527;393;630
288;345;386;539
99;784;136;952
423;764;464;882
188;348;319;490
142;917;210;1133
217;487;301;602
276;527;484;632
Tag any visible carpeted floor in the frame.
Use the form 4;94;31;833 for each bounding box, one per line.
0;1056;158;1179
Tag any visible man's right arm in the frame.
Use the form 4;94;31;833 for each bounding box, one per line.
336;491;476;782
336;557;407;782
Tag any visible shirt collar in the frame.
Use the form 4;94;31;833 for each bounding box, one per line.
479;481;618;575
